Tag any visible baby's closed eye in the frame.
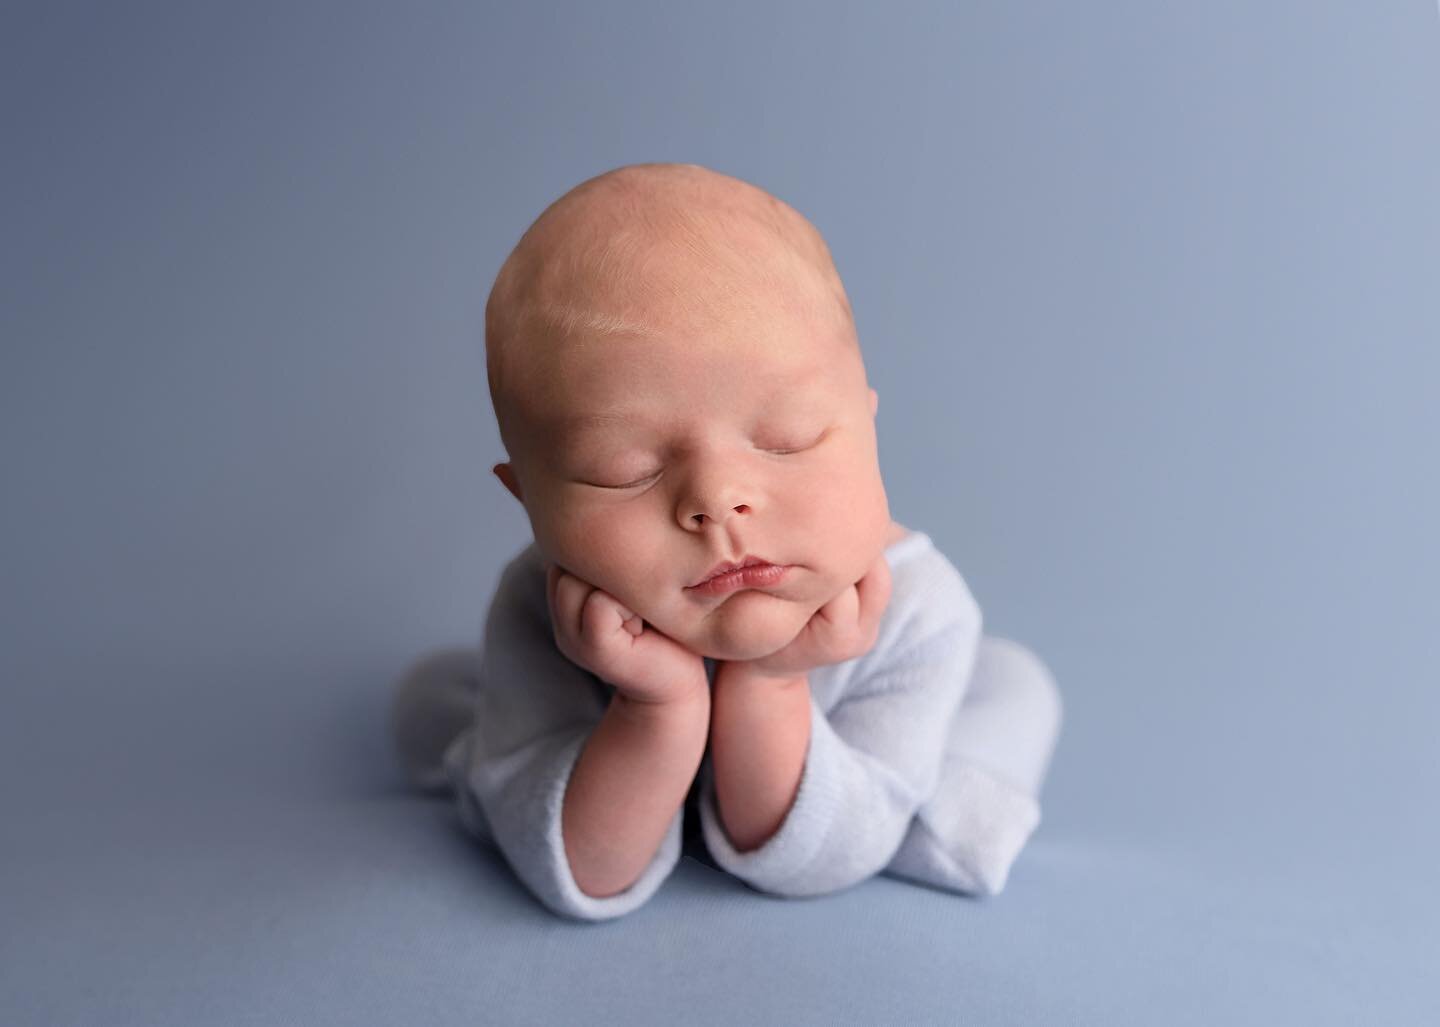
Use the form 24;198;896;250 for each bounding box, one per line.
582;429;831;489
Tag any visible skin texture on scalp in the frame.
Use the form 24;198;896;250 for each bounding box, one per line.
486;162;896;662
486;163;858;459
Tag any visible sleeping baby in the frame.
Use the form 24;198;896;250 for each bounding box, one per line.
389;162;1063;921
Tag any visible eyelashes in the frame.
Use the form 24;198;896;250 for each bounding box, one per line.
590;436;825;490
604;472;661;490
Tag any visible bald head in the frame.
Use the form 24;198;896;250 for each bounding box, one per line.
485;163;859;453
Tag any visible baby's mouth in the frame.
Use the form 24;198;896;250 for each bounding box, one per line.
685;561;790;596
689;554;777;588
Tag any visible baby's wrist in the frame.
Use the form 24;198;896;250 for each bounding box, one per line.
715;661;808;690
612;675;711;715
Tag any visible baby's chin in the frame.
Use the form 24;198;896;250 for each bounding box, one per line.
663;593;815;662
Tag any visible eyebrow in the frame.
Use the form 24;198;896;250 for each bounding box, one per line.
554;411;646;435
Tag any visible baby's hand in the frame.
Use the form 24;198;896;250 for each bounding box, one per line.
545;562;709;707
730;550;893;682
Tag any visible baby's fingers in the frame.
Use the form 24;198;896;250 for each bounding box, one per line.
549;566;594;647
822;556;891;655
814;580;861;634
855;554;893;630
581;588;643;643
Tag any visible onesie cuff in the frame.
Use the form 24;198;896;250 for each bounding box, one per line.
696;690;849;896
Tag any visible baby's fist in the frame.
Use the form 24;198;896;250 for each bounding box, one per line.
544;563;708;707
737;550;893;681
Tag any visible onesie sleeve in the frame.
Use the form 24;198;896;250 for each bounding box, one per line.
447;546;686;922
696;560;983;899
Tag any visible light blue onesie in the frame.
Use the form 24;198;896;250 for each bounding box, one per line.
397;528;1063;921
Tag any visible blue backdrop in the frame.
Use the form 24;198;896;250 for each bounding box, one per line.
3;2;1437;1023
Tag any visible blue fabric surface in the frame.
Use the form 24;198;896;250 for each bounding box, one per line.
5;758;1435;1025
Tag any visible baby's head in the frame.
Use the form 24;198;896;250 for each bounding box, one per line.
486;162;891;661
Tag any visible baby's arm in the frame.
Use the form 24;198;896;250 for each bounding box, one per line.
454;548;694;921
563;685;708;899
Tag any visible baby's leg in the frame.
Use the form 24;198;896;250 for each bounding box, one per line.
390;646;497;845
389;647;484;795
883;635;1063;896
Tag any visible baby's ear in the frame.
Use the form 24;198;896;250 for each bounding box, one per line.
493;462;524;503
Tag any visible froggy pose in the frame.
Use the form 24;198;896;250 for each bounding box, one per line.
390;162;1063;921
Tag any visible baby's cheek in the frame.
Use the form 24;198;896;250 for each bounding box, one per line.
861;476;893;547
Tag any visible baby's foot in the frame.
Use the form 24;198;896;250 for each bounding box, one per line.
930;762;1042;895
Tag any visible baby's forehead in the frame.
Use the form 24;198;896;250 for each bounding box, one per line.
528;345;845;432
549;313;840;383
508;173;843;331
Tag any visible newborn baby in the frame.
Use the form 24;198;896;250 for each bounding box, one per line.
390;162;1063;921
